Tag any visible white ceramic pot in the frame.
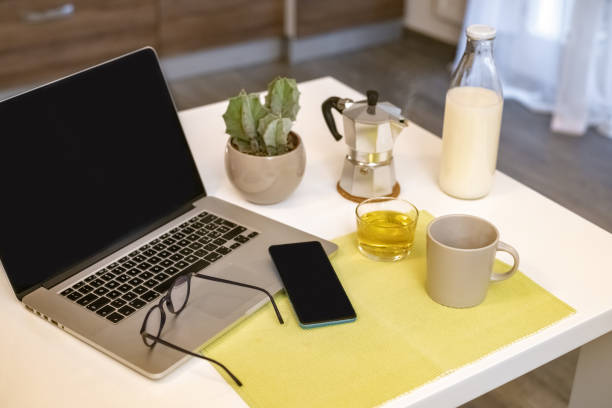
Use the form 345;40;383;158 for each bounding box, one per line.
224;132;306;204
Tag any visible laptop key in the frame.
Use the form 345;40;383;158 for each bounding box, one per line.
128;277;143;286
197;212;209;219
110;298;127;308
126;268;140;277
235;235;250;243
160;233;170;239
117;305;136;317
86;296;110;311
173;232;186;240
204;243;218;251
155;272;169;281
105;280;119;289
162;237;176;246
230;243;241;249
201;214;216;223
205;224;216;230
148;256;162;265
85;275;96;282
217;225;230;233
121;292;137;301
95;268;107;276
222;226;247;240
108;262;119;270
150;238;160;245
106;290;122;299
182;227;195;235
128;250;140;257
222;220;236;228
187;234;200;242
194;249;208;257
94;287;109;296
143;249;156;257
90;278;105;288
150;265;164;273
123;260;137;269
168;244;182;253
106;312;125;324
213;238;227;246
198;237;212;244
207;231;222;238
96;305;115;317
175;260;189;269
164;266;179;276
179;248;193;256
100;272;115;281
78;285;94;294
189;242;203;251
118;256;129;264
73;281;84;289
143;279;159;289
247;231;259;238
111;266;126;275
170;253;183;262
129;299;146;309
214;218;224;225
192;222;203;229
157;250;171;259
185;255;198;263
117;284;133;293
60;288;73;296
133;286;148;295
204;252;222;263
77;293;97;305
67;291;82;301
137;262;152;270
133;254;146;263
160;259;173;268
139;271;153;280
116;274;130;283
216;247;231;255
141;291;159;302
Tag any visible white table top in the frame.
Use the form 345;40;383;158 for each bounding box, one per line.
1;77;611;408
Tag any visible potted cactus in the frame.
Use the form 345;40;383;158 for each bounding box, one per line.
223;77;306;204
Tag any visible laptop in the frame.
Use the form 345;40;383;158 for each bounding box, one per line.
0;47;337;379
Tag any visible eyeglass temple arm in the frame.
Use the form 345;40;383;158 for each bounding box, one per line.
193;273;284;324
141;333;242;387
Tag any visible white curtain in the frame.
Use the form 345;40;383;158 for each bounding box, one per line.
454;0;612;138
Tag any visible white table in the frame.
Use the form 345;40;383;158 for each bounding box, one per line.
1;77;611;407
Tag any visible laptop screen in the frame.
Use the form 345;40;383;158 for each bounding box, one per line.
0;48;205;298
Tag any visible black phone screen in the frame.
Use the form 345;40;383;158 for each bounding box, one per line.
269;241;356;327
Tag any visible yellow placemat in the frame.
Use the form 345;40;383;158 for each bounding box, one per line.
202;211;575;408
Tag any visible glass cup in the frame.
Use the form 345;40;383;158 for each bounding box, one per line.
355;197;419;261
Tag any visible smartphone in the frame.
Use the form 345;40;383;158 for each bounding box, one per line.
269;241;356;328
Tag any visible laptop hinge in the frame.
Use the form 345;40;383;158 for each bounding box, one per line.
41;202;197;292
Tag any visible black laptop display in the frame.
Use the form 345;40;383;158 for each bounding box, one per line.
0;49;205;299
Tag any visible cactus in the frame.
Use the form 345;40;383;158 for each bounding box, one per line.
223;77;301;156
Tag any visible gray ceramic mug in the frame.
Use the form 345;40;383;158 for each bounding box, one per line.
426;214;520;308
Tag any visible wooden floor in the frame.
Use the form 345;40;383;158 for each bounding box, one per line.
168;31;611;407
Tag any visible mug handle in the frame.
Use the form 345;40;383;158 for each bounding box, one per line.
490;241;520;282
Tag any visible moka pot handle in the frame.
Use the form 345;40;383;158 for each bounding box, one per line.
322;96;345;141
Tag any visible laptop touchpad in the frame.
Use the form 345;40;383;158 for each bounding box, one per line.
189;269;260;319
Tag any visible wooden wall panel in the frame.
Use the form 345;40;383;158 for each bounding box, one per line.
0;0;157;89
296;0;403;37
159;0;284;56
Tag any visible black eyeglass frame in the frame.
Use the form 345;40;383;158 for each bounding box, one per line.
139;272;284;387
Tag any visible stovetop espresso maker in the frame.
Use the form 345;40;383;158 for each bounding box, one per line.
322;90;408;202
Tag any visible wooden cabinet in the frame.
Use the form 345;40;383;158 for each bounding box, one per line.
296;0;403;37
0;0;157;89
159;0;283;56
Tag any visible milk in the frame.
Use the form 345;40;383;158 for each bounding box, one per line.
439;86;503;199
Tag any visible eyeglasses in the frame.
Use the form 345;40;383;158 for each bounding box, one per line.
140;272;284;386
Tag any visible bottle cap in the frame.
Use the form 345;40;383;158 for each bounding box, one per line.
466;24;496;40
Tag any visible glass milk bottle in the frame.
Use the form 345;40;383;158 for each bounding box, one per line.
439;24;503;199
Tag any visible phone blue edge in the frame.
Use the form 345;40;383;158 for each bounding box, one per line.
298;317;357;329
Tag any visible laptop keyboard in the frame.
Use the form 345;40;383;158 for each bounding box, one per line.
58;211;259;324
